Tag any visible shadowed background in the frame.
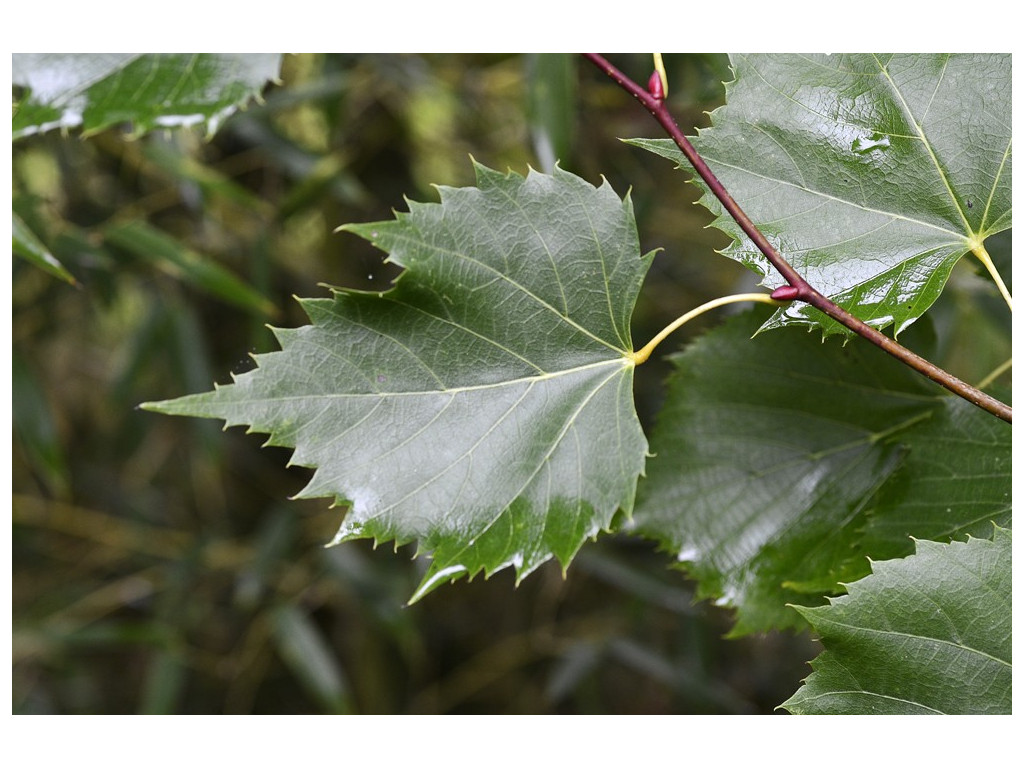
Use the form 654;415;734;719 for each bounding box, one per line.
15;52;851;714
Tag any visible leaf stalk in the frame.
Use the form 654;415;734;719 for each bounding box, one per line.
972;243;1013;311
630;293;780;365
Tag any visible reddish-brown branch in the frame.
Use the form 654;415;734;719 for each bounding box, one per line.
584;53;1011;424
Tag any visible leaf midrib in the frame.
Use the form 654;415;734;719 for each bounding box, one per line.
701;153;966;242
231;357;632;403
814;618;1011;669
357;360;632;523
871;53;975;238
790;688;945;714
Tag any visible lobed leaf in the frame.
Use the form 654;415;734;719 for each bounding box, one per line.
630;53;1012;337
143;162;652;600
781;527;1011;714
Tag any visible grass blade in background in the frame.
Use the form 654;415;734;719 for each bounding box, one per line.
14;212;78;285
271;604;353;714
104;221;277;317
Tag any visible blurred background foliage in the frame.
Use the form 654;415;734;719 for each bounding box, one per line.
12;53;1008;714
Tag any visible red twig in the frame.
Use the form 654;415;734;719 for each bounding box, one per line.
584;53;1011;424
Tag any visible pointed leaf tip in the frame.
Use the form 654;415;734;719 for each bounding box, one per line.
148;162;653;598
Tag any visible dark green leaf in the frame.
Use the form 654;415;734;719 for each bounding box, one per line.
13;53;282;139
630;53;1011;337
141;137;269;214
142;163;652;600
860;391;1012;560
782;527;1011;714
138;651;187;715
633;309;939;635
13;352;70;498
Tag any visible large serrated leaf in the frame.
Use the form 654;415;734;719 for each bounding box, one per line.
632;309;944;635
142;162;652;601
781;527;1011;714
12;53;282;139
630;53;1011;337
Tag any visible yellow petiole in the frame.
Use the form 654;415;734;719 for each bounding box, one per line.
972;242;1012;311
629;292;782;365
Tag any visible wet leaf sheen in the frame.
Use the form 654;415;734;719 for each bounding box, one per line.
143;163;652;600
632;53;1011;337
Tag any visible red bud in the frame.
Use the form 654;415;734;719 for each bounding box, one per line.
647;71;665;101
771;285;800;301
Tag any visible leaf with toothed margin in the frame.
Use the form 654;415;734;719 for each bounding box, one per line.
781;527;1011;714
13;53;282;140
631;308;943;636
142;162;652;601
629;53;1011;338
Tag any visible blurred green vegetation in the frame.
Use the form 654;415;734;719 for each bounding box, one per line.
13;53;1007;714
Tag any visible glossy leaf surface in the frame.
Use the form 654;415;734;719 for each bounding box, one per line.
631;53;1012;337
143;163;652;600
13;53;282;139
782;527;1011;714
633;309;947;635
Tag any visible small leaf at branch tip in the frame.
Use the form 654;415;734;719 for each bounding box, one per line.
770;285;801;301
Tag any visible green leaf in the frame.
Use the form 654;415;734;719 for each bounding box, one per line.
860;391;1012;561
13;53;282;139
630;53;1011;337
13;212;78;285
781;527;1011;714
142;163;652;601
140;137;269;214
632;309;940;635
